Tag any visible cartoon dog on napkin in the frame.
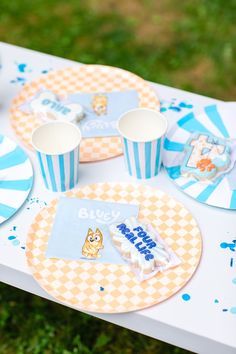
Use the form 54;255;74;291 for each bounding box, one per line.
91;94;108;116
82;228;104;258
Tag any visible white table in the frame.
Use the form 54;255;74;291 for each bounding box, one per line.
0;42;235;354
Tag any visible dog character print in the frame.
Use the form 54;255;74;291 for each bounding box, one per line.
91;94;108;116
82;228;104;258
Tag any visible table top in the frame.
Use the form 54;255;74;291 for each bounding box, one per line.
0;42;235;354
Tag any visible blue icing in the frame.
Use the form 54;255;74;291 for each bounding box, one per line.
181;132;231;180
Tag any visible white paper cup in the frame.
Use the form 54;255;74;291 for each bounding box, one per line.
32;121;82;191
117;108;168;179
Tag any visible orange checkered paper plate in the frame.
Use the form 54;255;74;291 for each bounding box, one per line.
26;183;202;313
10;65;160;162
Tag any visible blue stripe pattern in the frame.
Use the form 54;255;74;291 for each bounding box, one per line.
46;155;57;192
178;112;211;134
164;138;185;152
154;138;161;176
123;138;132;175
230;190;236;209
0;177;33;191
145;142;151;178
181;180;197;190
196;176;223;203
0;203;16;219
0;146;27;170
0;135;33;223
205;105;230;138
69;151;75;190
59;155;66;192
133;142;141;179
37;152;49;189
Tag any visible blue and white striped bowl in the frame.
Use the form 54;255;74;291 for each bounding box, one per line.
32;122;81;192
118;108;168;179
0;134;33;224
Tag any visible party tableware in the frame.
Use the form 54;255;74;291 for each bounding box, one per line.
26;182;202;313
163;103;236;209
10;65;160;162
32;121;81;192
0;134;33;224
118;108;167;179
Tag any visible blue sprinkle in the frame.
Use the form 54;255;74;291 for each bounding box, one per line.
222;308;228;312
17;63;27;73
214;299;219;303
179;102;193;109
12;239;20;246
169;106;181;112
8;236;16;240
182;293;191;301
100;287;104;291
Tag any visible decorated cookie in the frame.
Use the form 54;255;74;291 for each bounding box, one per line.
21;89;84;123
109;217;179;281
181;133;231;181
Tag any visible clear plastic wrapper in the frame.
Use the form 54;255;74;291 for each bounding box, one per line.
109;216;181;282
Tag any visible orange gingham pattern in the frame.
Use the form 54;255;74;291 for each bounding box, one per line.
26;183;202;313
10;65;160;162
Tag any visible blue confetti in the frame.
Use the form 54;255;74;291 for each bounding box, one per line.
232;278;236;285
230;258;234;267
8;236;16;240
222;308;228;312
214;299;219;303
182;293;191;301
220;240;236;252
100;287;104;291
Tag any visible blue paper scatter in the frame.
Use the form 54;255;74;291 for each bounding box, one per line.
100;287;105;292
160;99;193;113
26;197;47;210
230;258;234;267
10;77;27;85
214;299;219;303
222;308;228;312
220;240;236;252
41;68;52;74
182;293;191;301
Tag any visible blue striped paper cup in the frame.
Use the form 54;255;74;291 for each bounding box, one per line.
118;108;168;179
32;121;81;192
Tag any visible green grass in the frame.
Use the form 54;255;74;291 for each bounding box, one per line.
0;0;235;352
0;283;191;354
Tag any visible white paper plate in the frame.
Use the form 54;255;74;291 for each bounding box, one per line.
0;135;33;223
163;103;236;210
